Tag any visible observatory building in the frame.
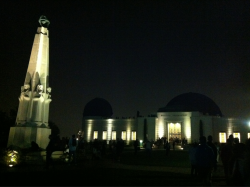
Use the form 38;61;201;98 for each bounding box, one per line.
82;93;250;144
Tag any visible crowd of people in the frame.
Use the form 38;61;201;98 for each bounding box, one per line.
220;135;250;186
188;134;250;186
30;133;250;186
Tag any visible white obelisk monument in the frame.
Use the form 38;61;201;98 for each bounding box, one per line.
8;16;52;149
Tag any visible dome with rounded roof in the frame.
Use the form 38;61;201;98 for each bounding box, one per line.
158;92;222;117
83;97;113;118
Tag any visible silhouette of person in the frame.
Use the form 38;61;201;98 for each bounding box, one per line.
231;137;246;185
45;135;56;169
195;136;215;186
68;134;77;165
30;141;39;151
116;138;124;161
207;135;218;171
189;142;198;177
133;139;139;155
243;139;250;186
145;139;152;157
165;141;170;156
220;134;234;185
172;140;175;150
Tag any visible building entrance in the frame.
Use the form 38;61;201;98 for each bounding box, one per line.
168;122;181;142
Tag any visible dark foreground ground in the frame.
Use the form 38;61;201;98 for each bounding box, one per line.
0;147;228;186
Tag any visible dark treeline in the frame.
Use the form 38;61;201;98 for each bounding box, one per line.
0;109;16;149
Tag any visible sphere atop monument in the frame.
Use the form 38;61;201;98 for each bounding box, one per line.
158;92;222;117
83;97;113;118
39;15;50;28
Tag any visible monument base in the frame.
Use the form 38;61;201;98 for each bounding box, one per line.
7;127;51;149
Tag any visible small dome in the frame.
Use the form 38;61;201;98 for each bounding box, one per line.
83;97;113;118
158;92;222;117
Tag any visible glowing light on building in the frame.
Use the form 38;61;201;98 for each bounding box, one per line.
86;120;93;141
158;122;164;138
107;119;113;142
227;119;233;137
93;131;98;139
127;130;131;140
122;131;127;140
183;116;191;142
131;131;136;140
219;132;226;143
102;131;107;140
112;131;116;140
233;132;240;142
168;122;182;140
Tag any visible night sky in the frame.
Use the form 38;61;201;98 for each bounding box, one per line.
1;1;250;137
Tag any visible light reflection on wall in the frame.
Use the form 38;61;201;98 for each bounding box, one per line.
107;119;113;143
126;121;131;144
184;117;191;140
227;119;233;138
158;121;164;138
127;129;131;145
86;120;92;142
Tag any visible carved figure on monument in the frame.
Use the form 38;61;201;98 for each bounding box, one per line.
47;87;52;98
21;84;30;97
37;84;43;95
47;87;52;93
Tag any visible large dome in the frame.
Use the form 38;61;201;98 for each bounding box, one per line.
158;92;222;117
83;97;113;118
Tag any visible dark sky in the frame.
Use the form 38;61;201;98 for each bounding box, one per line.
1;1;250;137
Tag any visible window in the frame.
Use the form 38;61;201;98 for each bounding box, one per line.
219;132;226;143
121;131;127;140
131;131;136;140
233;132;240;142
248;133;250;139
102;131;107;140
93;131;98;139
112;131;116;140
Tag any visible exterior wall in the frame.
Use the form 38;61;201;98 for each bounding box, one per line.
82;118;137;145
212;117;227;143
82;112;250;145
226;118;249;143
137;117;156;141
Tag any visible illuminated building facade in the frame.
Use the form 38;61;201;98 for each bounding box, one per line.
83;93;250;144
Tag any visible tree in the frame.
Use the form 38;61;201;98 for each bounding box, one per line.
0;109;17;149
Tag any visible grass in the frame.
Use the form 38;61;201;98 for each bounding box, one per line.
120;149;190;168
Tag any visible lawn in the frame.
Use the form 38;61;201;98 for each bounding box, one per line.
119;148;190;168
